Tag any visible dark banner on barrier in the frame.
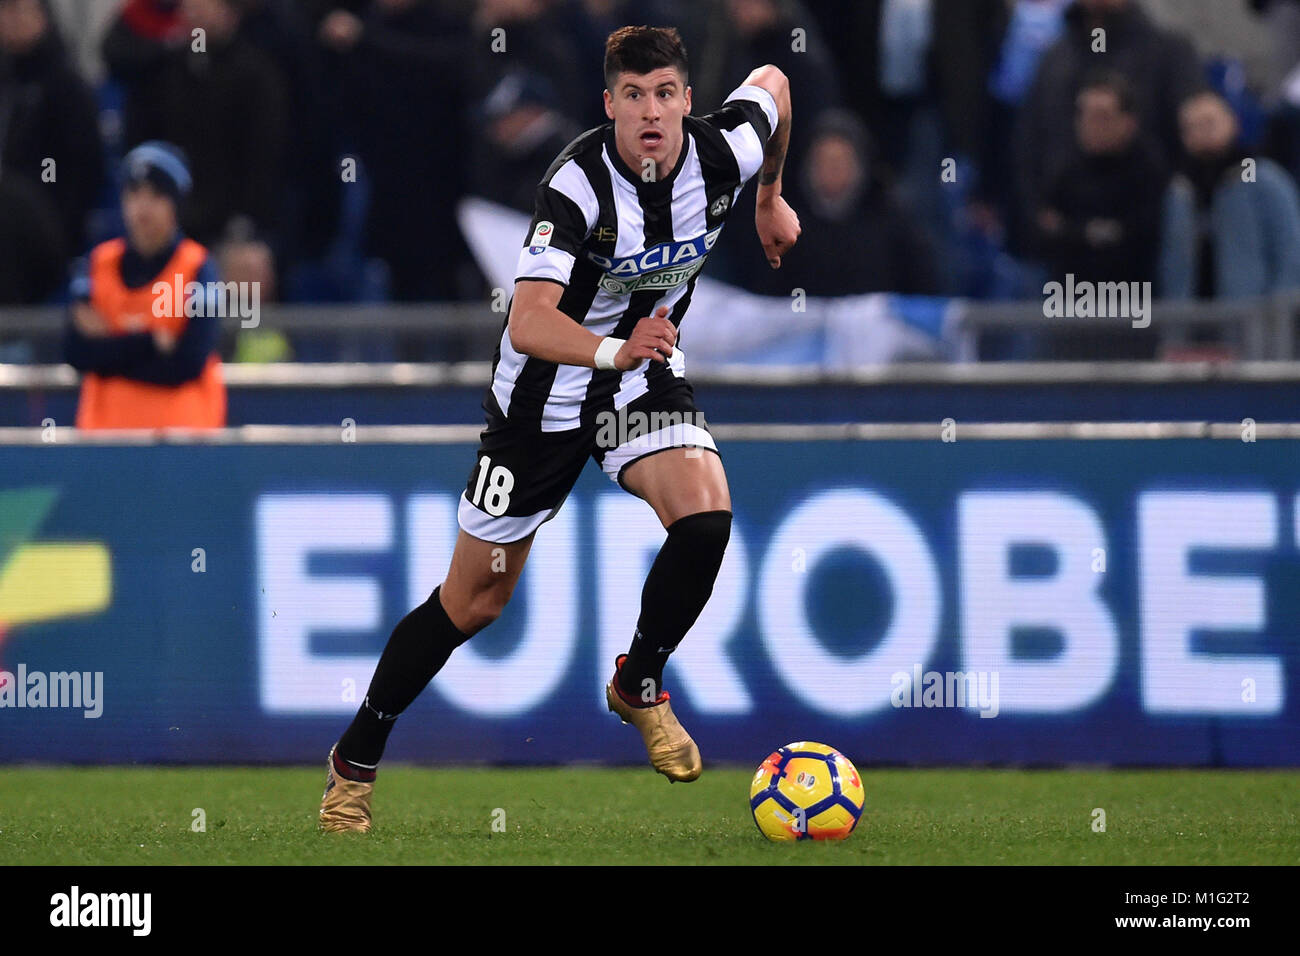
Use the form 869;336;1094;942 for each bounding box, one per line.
0;438;1296;765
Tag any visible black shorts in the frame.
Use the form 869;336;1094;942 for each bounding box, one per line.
457;380;719;543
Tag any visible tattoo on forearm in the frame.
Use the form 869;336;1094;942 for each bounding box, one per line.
759;114;790;187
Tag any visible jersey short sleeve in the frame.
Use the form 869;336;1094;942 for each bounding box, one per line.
515;158;599;287
700;83;779;183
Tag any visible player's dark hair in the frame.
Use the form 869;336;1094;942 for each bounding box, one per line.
604;26;689;91
1078;70;1137;115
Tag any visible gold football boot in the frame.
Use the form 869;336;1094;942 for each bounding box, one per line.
605;655;702;782
319;744;374;833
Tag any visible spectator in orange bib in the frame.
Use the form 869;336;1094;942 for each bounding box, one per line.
64;141;227;430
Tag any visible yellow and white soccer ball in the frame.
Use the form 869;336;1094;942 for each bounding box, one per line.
749;741;865;842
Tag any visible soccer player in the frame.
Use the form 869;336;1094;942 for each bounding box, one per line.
321;25;799;832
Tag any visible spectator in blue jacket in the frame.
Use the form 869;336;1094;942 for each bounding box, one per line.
1159;91;1300;299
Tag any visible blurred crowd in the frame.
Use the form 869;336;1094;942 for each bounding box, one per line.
4;0;1300;326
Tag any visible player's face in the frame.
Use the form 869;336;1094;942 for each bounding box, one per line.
122;182;178;257
604;67;691;179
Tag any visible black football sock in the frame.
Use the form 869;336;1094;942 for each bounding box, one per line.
335;585;470;773
617;510;732;703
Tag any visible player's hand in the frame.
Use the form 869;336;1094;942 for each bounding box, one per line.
152;328;178;354
615;306;677;369
72;302;109;337
756;193;800;269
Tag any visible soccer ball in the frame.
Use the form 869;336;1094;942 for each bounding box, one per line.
749;741;864;842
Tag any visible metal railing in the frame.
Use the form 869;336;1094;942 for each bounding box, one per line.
4;294;1300;364
3;421;1300;445
956;297;1276;360
8;358;1300;392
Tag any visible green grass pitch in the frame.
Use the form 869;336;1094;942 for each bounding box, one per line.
1;766;1295;865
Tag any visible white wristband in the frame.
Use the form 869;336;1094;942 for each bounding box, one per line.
594;336;625;371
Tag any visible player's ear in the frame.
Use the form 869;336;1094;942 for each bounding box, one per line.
684;85;692;115
603;89;614;121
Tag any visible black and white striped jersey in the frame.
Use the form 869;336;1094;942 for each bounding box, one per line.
486;83;778;432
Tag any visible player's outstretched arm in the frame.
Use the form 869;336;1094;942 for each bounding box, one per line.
744;64;801;268
509;280;677;372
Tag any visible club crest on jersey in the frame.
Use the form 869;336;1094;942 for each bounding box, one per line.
587;226;722;295
528;220;554;255
710;194;731;217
